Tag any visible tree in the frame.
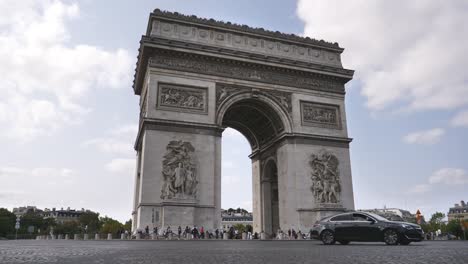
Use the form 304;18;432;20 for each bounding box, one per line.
54;221;80;235
124;219;132;232
19;211;45;234
446;220;464;239
233;223;247;233
0;208;16;237
79;211;101;233
428;212;446;233
99;216;124;236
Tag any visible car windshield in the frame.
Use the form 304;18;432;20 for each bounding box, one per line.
365;212;389;221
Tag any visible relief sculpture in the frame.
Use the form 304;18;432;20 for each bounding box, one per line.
301;101;340;129
160;140;198;200
309;151;341;204
159;84;207;112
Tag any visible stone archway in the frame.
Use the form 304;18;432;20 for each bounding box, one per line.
218;95;288;235
130;10;355;234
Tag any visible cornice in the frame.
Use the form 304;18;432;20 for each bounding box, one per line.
150;9;341;50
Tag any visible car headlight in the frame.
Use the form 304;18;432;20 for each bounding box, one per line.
401;224;414;229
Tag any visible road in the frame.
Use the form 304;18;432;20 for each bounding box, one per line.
0;240;466;264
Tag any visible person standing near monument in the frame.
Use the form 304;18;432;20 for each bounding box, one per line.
178;226;182;238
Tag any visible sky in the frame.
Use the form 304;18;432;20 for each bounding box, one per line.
0;0;467;223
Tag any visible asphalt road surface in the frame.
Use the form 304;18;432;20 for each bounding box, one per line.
0;240;466;264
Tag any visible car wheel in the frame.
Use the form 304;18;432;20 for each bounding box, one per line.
383;229;399;245
338;240;350;245
321;230;335;245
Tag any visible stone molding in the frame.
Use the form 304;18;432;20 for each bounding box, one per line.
149;15;343;67
150;9;341;50
157;82;208;114
134;118;223;150
300;101;342;129
216;83;292;114
148;49;345;95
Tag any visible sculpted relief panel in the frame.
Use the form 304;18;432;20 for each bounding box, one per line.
161;140;198;200
309;151;341;204
301;101;341;129
157;83;207;113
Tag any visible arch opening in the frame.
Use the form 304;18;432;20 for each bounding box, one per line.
221;98;285;151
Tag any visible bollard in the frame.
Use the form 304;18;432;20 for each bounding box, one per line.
260;232;266;240
242;232;247;240
223;233;229;240
95;234;100;240
57;234;62;240
74;234;79;240
65;234;69;240
151;233;157;240
84;234;89;240
121;233;126;240
36;236;40;240
135;233;141;240
107;233;112;240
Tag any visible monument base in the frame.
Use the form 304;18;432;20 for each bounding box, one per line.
162;199;197;228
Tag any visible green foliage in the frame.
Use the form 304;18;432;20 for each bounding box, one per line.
423;212;447;233
446;220;464;239
233;223;247;233
124;219;132;232
79;211;101;233
99;216;124;236
54;221;80;235
0;208;16;237
19;211;56;234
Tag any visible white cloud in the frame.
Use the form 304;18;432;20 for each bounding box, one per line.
403;128;445;145
0;0;132;141
83;124;137;155
408;184;431;194
451;110;468;127
297;1;468;113
105;158;135;174
409;168;468;194
429;168;468;185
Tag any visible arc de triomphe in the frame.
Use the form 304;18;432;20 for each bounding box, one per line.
131;9;355;235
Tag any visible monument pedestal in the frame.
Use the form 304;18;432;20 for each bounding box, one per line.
161;199;197;228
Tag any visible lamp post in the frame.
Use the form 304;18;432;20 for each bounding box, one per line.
15;216;21;240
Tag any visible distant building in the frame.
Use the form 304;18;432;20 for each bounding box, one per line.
360;207;424;223
12;206;43;217
13;206;94;224
221;209;253;230
43;207;92;224
448;200;468;222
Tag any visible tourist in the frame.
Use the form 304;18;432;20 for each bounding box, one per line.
288;229;291;239
200;226;205;239
178;226;182;238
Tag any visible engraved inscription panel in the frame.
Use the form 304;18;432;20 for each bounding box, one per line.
157;83;208;113
301;101;341;129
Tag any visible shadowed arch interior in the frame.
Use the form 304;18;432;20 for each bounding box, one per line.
221;99;285;150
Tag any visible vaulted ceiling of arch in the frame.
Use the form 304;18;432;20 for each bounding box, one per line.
222;99;284;150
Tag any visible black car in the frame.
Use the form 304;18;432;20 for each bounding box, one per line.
310;211;424;245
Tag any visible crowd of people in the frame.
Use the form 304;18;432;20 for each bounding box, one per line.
135;225;309;240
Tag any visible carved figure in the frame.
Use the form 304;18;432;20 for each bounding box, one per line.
160;86;206;111
160;141;198;200
309;151;341;203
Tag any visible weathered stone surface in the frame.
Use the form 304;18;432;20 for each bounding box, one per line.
132;10;355;235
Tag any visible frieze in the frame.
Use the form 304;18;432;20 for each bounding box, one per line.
150;51;345;94
301;101;341;129
157;83;208;114
150;19;342;67
151;9;341;49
